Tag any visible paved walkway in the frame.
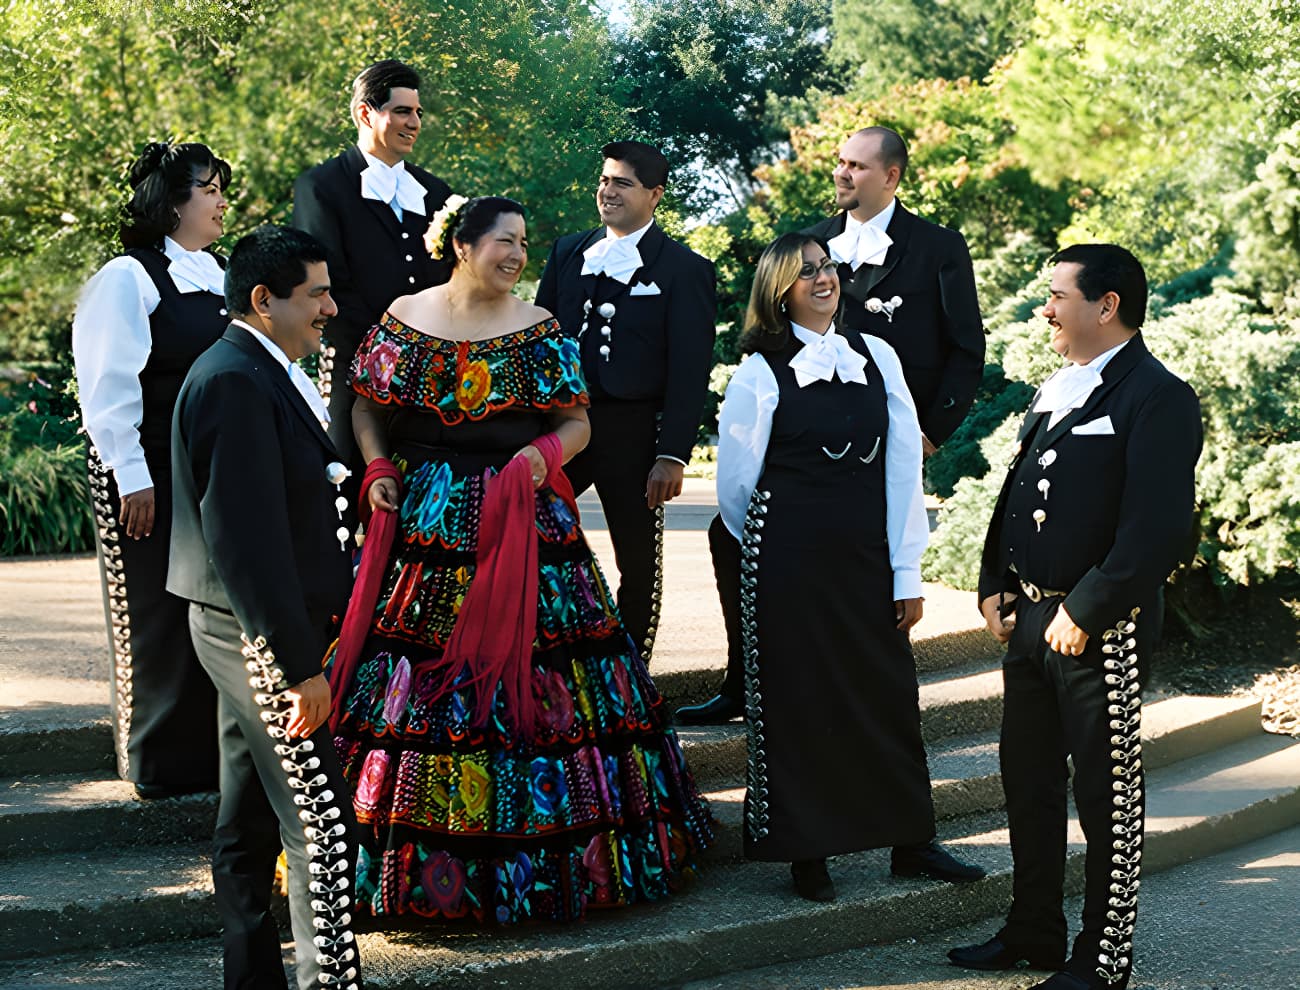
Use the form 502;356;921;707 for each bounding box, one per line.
0;478;980;723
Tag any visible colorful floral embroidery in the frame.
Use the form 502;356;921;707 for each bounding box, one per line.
349;315;587;422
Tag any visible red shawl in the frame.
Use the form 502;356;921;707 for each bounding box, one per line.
328;436;577;736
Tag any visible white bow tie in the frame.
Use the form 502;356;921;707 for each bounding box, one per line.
827;221;892;270
789;331;869;388
359;161;427;220
1034;362;1104;422
287;362;331;430
581;235;643;284
168;249;225;295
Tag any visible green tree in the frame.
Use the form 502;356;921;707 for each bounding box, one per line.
614;0;840;210
0;0;627;364
831;0;1035;97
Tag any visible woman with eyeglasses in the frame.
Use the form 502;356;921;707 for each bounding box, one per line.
716;231;934;901
72;141;231;799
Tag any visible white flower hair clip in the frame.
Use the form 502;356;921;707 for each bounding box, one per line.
865;295;903;323
424;194;470;260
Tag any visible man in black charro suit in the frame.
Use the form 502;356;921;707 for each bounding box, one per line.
949;244;1201;990
293;58;452;472
170;226;362;990
536;140;716;661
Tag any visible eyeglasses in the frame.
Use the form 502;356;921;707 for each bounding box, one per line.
797;258;838;280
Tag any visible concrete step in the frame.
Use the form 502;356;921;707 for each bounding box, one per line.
925;693;1266;820
3;731;1296;984
0;659;1003;784
0;695;1262;860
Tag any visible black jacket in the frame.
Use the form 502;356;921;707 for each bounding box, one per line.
535;222;716;462
978;333;1202;637
168;327;356;686
292;145;452;352
805;204;984;445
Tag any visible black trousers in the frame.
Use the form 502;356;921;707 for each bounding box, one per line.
707;513;744;704
189;605;361;990
87;449;218;791
565;398;664;661
999;596;1148;990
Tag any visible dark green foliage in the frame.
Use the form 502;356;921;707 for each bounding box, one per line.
831;0;1036;97
925;364;1034;498
0;367;93;555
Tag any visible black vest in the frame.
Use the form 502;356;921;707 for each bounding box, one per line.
126;247;228;455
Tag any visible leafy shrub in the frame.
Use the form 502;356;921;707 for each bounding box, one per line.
0;366;93;556
926;363;1034;498
923;413;1021;589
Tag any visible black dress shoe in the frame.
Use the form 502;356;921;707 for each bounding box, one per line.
890;840;986;883
948;935;1066;971
674;693;743;725
790;859;835;902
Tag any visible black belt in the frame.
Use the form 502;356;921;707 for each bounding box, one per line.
1019;579;1068;603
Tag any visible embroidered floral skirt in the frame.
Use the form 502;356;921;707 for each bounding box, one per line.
331;446;714;925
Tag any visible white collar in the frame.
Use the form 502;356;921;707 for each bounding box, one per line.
232;317;291;370
230;318;331;429
602;218;653;247
360;151;407;176
791;321;833;346
1080;336;1131;375
845;198;897;233
163;236;225;295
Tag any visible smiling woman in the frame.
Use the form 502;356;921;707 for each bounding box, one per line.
715;230;980;901
70;140;232;799
331;193;717;926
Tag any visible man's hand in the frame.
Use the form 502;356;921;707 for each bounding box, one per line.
921;434;937;457
979;593;1017;643
646;457;685;509
895;597;924;632
284;673;332;739
120;486;156;540
1045;604;1089;657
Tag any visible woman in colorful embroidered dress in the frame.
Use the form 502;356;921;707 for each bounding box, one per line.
331;196;713;925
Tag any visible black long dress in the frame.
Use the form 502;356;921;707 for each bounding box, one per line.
83;246;221;791
740;334;935;862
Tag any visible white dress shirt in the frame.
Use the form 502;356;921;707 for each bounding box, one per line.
716;323;929;599
230;319;331;431
72;237;227;496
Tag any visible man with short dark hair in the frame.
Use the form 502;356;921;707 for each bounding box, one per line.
536;140;716;660
170;225;362;990
293;58;452;470
949;244;1202;990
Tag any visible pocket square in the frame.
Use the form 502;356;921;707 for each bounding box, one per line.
629;280;661;296
1072;415;1115;436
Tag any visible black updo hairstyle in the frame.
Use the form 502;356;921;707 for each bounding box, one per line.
441;196;527;269
119;141;231;250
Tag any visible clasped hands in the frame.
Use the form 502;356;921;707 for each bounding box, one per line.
979;592;1090;656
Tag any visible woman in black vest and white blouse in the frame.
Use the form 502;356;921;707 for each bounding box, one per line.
73;141;231;798
716;232;984;901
